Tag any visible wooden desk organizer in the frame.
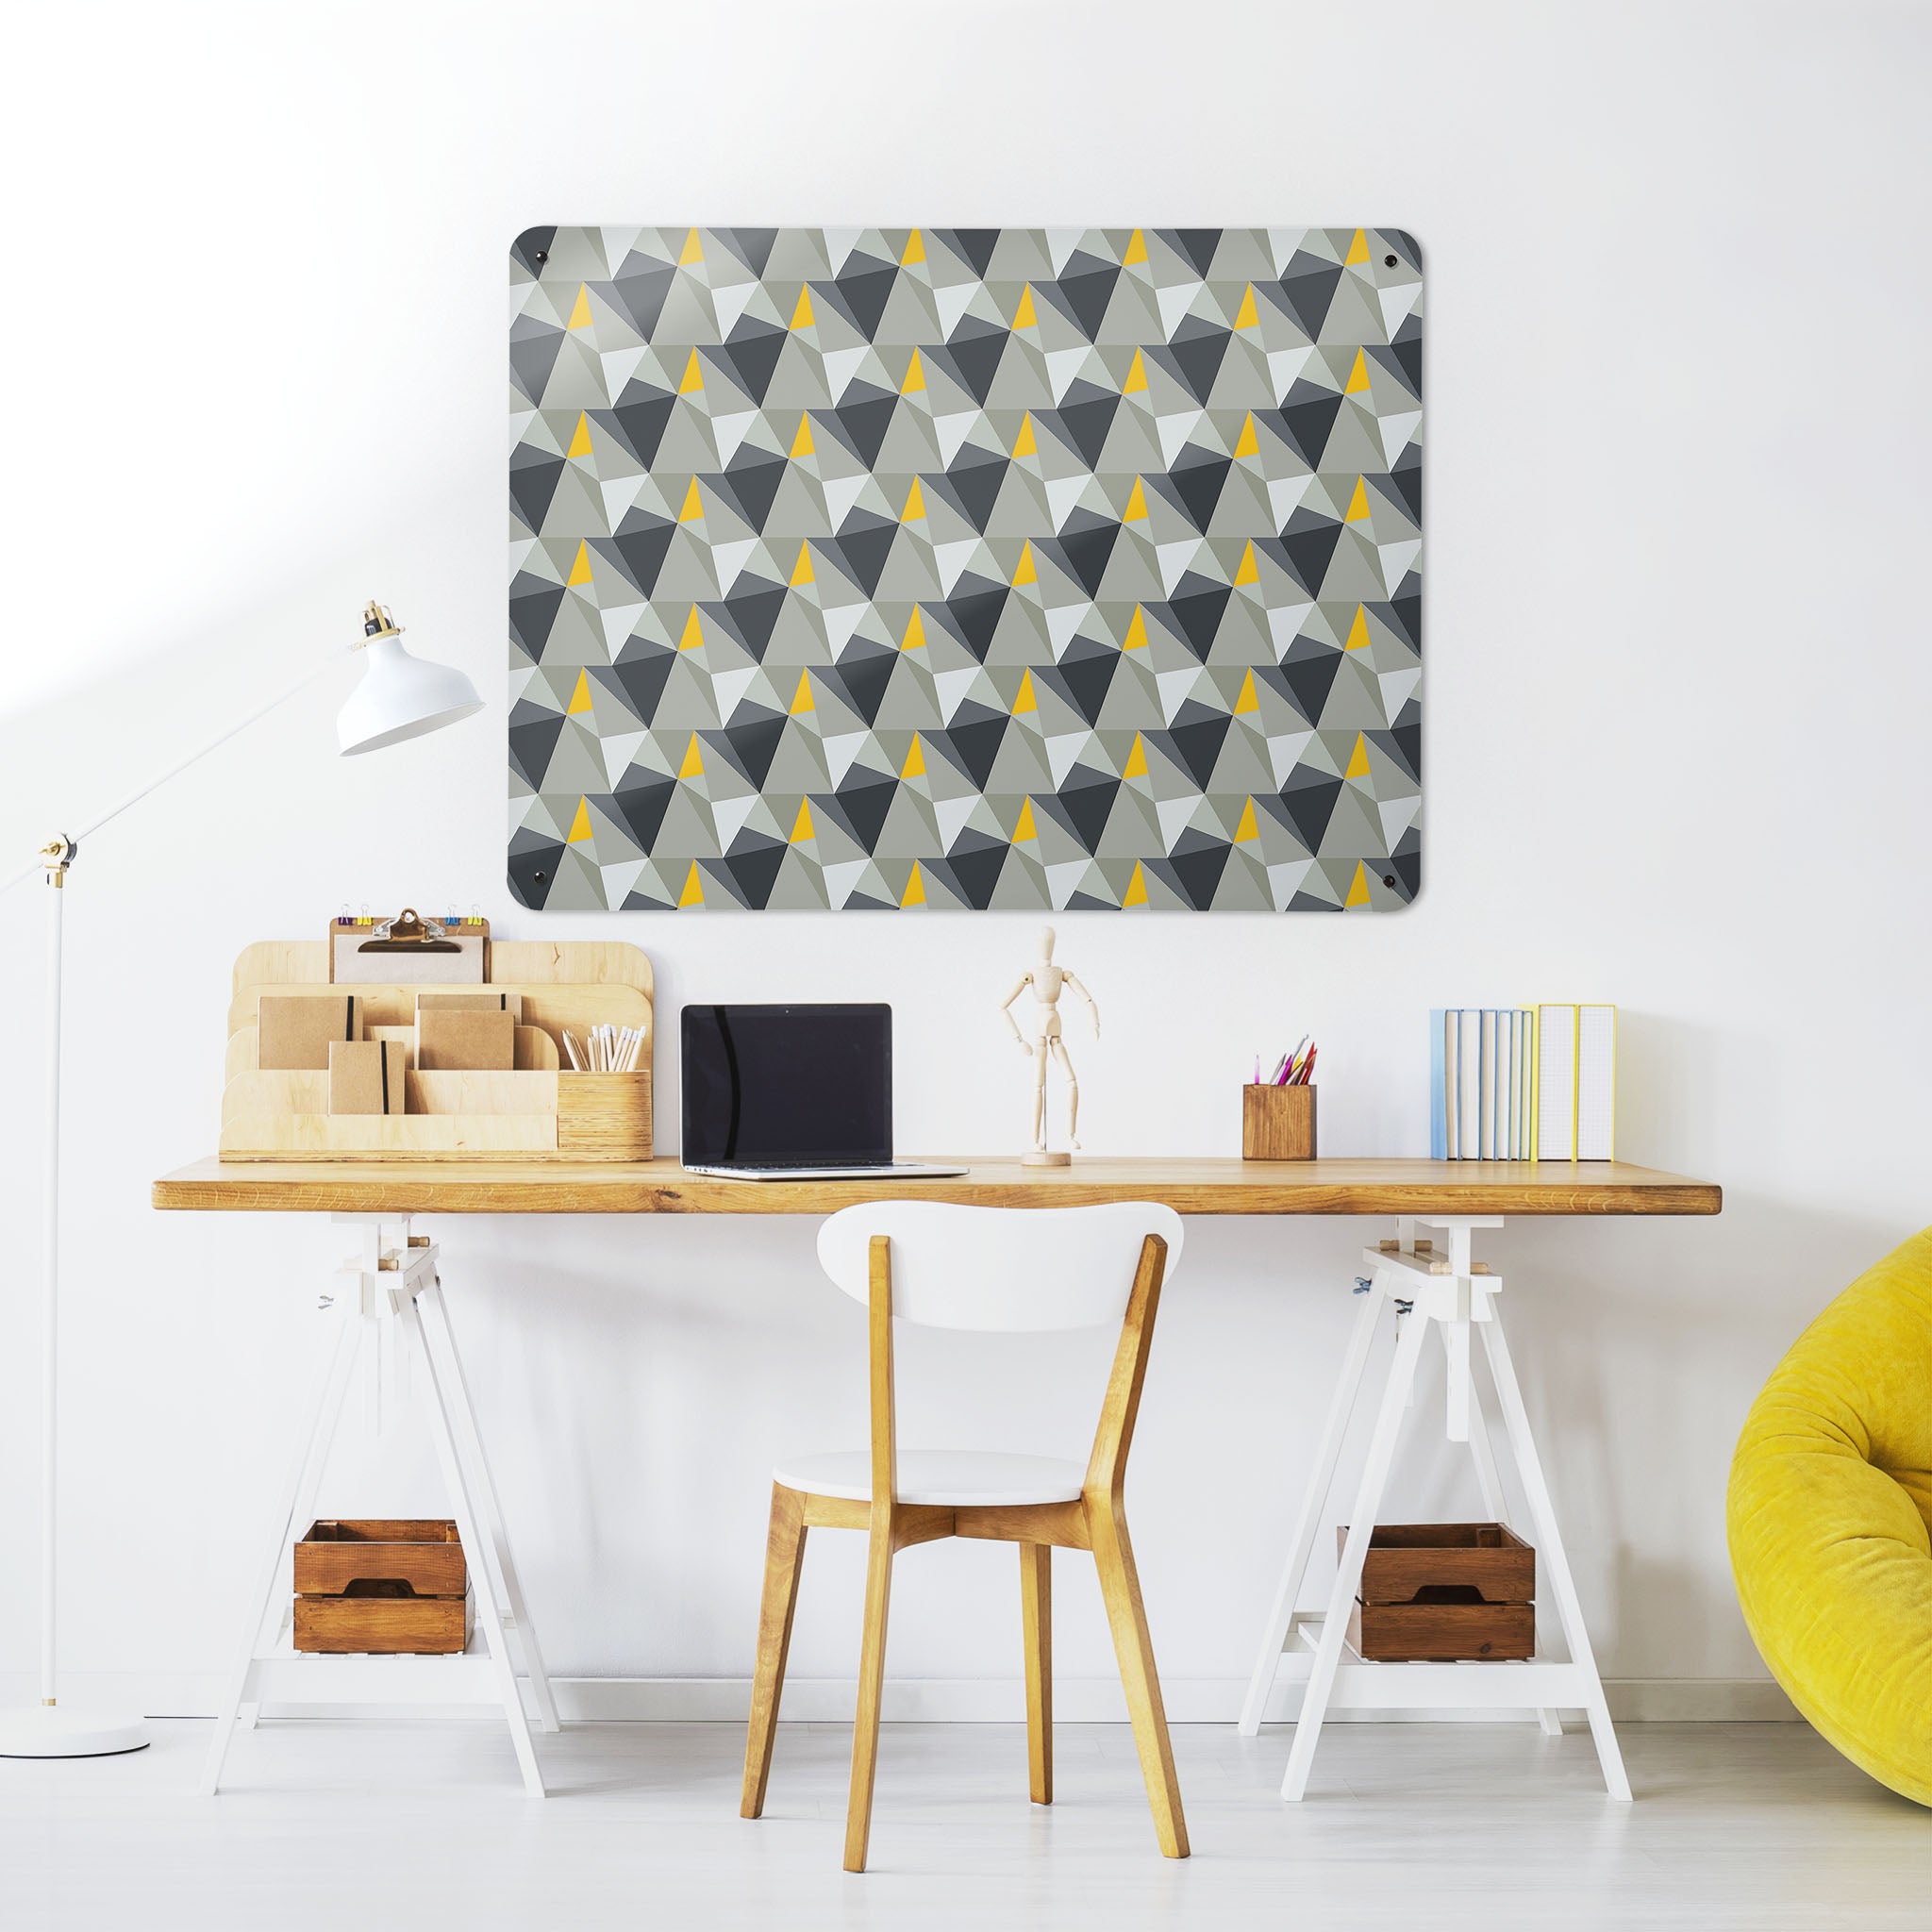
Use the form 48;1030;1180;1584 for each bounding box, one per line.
220;939;652;1161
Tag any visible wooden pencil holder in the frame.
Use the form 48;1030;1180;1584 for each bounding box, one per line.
1242;1083;1317;1160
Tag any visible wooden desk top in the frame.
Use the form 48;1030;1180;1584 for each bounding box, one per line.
152;1156;1721;1219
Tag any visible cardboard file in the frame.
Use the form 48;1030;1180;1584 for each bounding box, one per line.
417;1008;516;1072
328;1039;407;1115
258;992;362;1071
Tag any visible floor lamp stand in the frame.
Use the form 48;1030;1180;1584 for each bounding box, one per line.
0;840;148;1756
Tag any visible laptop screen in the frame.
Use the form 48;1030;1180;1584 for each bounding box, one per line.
681;1004;892;1167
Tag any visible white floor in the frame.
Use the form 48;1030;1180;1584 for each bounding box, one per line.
3;1718;1925;1930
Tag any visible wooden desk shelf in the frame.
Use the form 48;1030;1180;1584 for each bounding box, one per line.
218;940;653;1163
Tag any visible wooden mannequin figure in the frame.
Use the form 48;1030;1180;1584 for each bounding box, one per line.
1000;925;1100;1166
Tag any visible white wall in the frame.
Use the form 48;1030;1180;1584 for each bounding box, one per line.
3;0;1928;1713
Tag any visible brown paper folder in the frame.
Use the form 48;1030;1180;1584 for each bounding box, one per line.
416;990;524;1024
258;992;362;1071
328;1039;407;1115
417;1008;516;1071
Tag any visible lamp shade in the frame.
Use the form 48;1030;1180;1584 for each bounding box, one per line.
337;632;485;756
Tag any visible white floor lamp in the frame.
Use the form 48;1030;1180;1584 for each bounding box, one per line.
0;602;483;1757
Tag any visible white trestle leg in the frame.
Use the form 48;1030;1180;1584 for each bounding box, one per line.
1240;1217;1627;1800
199;1217;556;1797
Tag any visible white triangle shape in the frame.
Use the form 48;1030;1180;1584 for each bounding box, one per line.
1157;280;1205;339
823;730;871;787
711;409;758;466
1268;858;1316;908
1378;410;1422;465
1268;730;1316;787
934;408;981;466
601;730;647;789
1157;408;1207;468
1377;539;1422;593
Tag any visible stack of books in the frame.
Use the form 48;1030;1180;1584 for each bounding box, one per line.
1430;1007;1616;1161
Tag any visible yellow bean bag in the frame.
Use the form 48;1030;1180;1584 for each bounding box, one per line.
1728;1226;1932;1805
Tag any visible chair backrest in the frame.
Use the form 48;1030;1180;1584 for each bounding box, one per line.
816;1201;1185;1331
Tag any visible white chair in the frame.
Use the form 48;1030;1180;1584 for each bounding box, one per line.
739;1201;1189;1871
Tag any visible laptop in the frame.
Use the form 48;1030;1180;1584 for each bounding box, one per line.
679;1004;967;1181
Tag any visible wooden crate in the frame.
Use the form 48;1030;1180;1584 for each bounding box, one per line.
1341;1522;1535;1661
293;1519;470;1655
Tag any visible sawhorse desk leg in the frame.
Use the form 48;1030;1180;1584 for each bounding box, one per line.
200;1218;558;1797
1238;1217;1629;1802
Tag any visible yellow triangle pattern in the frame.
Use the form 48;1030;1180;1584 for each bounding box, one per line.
1012;797;1037;841
678;734;704;779
1346;732;1372;779
1346;347;1372;394
568;284;593;330
1011;412;1037;458
1344;860;1372;908
1123;605;1149;650
1124;348;1147;393
1012;541;1037;587
1235;668;1259;713
678;350;704;394
1345;228;1371;266
902;607;925;650
1123;228;1148;265
1235;797;1259;841
567;668;593;714
790;799;814;843
790;542;814;586
1013;285;1038;329
1345;476;1371;523
901;229;924;266
790;285;814;330
567;541;593;586
1234;541;1259;587
678;478;704;522
901;734;925;778
790;671;814;715
900;862;926;908
1123;862;1149;908
1123;732;1149;777
1234;412;1259;459
902;477;924;522
679;863;705;908
678;228;704;266
678;606;704;651
1013;669;1037;714
1233;284;1258;329
790;414;813;458
1124;477;1147;521
1345;605;1372;650
568;411;593;458
901;349;925;394
567;796;593;842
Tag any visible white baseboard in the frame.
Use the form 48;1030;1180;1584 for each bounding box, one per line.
0;1671;1800;1724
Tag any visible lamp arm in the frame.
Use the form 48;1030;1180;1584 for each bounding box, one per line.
2;649;341;895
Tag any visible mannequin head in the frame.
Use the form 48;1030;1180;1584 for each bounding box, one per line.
1039;925;1057;960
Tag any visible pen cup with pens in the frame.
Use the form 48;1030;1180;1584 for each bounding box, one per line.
1243;1040;1316;1160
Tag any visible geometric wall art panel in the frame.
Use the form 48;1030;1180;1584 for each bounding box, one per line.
508;227;1422;910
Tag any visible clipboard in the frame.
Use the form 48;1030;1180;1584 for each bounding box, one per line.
329;908;489;985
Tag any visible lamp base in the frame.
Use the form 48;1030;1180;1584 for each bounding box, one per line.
0;1704;150;1758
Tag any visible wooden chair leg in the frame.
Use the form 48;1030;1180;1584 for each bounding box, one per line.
1090;1503;1189;1858
1020;1541;1052;1804
843;1523;895;1872
741;1483;808;1820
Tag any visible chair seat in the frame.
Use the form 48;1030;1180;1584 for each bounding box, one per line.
774;1449;1088;1507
